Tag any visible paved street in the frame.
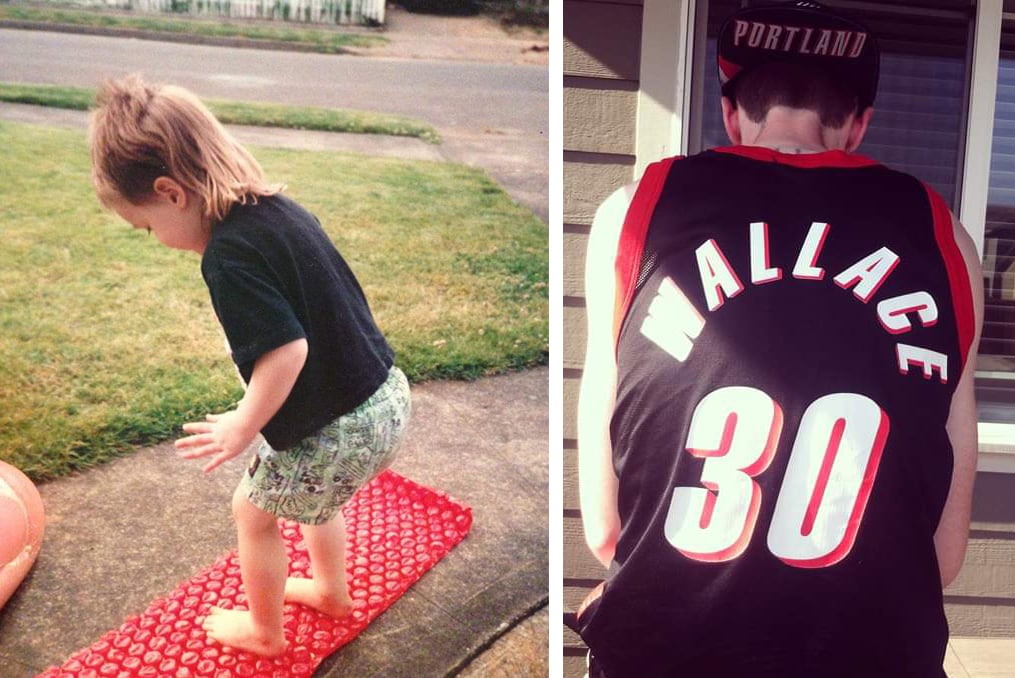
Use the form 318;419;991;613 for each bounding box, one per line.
0;28;548;220
0;29;545;130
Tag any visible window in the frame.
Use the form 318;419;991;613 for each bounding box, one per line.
979;3;1015;423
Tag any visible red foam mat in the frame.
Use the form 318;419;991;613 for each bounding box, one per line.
38;470;472;678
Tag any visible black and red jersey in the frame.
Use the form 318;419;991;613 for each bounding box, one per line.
577;146;975;677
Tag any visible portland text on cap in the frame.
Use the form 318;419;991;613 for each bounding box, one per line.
733;20;868;58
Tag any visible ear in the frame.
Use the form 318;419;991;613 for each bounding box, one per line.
845;107;874;152
721;97;742;145
152;176;188;208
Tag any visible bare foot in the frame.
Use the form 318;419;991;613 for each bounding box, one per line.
284;577;354;618
202;607;286;656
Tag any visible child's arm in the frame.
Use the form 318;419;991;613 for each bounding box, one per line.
175;338;309;473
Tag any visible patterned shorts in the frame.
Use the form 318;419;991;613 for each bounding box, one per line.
238;366;411;525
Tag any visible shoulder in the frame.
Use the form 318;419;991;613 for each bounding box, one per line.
201;202;277;279
206;195;319;258
586;183;637;270
586;155;685;265
218;194;311;234
593;183;637;233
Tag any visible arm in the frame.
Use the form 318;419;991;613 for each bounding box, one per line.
577;184;636;568
935;212;984;587
176;337;309;473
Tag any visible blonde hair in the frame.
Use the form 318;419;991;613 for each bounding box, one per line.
89;75;281;221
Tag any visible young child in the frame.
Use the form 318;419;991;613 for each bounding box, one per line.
88;75;411;657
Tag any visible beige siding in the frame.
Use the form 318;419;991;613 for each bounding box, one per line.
948;535;1015;599
564;516;608;580
563;0;642;80
563;445;579;510
564;655;589;677
945;472;1015;636
563;226;589;298
563;1;642;675
562;306;586;372
946;599;1015;637
562;372;580;442
563;79;639;155
563;153;636;226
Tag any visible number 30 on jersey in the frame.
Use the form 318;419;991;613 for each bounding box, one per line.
663;387;889;568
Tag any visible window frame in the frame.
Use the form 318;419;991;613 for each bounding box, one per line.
637;0;1015;471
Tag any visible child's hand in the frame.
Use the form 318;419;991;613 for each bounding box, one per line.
175;411;257;473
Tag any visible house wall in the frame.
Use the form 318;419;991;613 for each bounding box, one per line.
945;472;1015;635
563;1;642;675
562;1;1015;675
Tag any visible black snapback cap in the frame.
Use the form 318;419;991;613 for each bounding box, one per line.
717;1;880;110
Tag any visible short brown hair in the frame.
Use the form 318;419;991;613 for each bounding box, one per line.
730;61;861;129
89;75;280;221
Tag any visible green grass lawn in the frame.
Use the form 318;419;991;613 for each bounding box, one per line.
0;82;441;143
0;4;387;51
0;121;547;481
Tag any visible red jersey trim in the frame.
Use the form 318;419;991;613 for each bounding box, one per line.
614;157;679;350
713;145;880;169
924;184;976;372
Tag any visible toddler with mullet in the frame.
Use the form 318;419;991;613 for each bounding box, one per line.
89;75;411;657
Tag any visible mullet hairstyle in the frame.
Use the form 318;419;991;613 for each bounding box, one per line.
730;61;861;129
89;75;281;222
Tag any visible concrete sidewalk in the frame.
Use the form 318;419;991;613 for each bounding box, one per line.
0;368;548;677
0;5;548;67
0;101;444;161
354;5;548;66
946;638;1015;677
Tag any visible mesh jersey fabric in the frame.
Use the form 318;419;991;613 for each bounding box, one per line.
201;194;394;451
577;146;974;677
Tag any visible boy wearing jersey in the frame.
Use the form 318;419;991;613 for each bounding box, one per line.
573;2;984;676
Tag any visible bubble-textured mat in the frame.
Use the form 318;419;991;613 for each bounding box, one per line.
38;470;472;677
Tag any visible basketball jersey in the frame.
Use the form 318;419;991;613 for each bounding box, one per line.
577;146;976;677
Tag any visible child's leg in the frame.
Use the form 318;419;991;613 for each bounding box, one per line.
203;488;288;656
284;511;354;618
280;366;410;619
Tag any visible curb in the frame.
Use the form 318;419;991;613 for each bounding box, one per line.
449;597;549;676
0;20;366;55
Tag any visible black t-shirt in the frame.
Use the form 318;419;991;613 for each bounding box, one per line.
201;193;394;450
